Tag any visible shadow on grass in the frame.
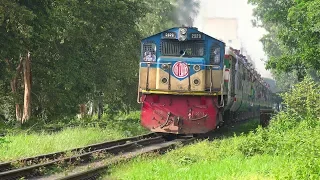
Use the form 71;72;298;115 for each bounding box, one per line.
1;114;145;137
206;119;260;141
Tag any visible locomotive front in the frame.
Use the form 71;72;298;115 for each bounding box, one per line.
137;27;226;134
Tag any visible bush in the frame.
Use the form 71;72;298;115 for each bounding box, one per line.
281;76;320;123
237;76;320;179
108;77;320;179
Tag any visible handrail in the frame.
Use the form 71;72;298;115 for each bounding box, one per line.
139;62;221;68
146;62;150;90
187;64;191;91
137;63;143;104
218;65;226;108
137;62;224;95
210;66;213;93
168;63;171;90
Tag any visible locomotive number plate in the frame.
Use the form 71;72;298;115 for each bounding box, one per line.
190;33;202;39
163;32;177;39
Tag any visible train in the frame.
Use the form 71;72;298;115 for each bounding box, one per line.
137;26;277;135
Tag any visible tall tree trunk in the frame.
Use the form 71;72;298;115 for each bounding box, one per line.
10;78;22;121
80;104;87;118
6;57;24;122
22;51;32;123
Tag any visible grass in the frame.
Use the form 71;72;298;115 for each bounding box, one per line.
0;127;122;161
0;111;148;162
106;118;320;180
105;77;320;180
109;149;288;180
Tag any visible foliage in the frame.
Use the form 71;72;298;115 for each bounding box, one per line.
248;0;320;79
1;111;145;136
281;76;320;120
262;77;277;92
0;127;121;162
270;69;299;92
238;76;320;179
0;0;200;123
136;0;200;38
0;0;34;123
109;124;319;179
0;111;146;161
107;77;320;180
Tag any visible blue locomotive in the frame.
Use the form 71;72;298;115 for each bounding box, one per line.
137;26;275;134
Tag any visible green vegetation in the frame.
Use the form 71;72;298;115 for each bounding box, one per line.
106;77;320;180
0;1;200;158
248;0;320;86
0;0;200;124
0;111;147;162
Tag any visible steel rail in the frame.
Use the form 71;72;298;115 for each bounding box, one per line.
0;116;264;180
57;117;265;180
57;137;196;180
0;133;156;174
0;135;164;180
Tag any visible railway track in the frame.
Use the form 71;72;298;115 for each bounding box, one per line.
52;135;195;180
54;118;259;180
0;132;162;180
0;117;265;180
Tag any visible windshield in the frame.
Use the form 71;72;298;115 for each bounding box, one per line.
160;40;204;57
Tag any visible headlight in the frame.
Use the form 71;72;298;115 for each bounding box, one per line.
179;28;187;41
161;64;169;70
180;28;187;35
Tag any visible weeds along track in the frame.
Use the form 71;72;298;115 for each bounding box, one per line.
56;120;255;180
0;132;161;180
0;118;260;180
56;136;196;180
61;118;267;180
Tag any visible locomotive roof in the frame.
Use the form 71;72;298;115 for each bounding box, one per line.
141;27;225;45
140;27;272;93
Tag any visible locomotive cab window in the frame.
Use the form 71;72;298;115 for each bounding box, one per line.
142;42;156;62
210;45;221;65
160;40;204;57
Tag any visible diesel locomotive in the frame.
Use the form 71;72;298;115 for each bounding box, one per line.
137;26;276;135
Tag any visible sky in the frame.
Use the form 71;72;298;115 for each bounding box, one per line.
193;0;273;78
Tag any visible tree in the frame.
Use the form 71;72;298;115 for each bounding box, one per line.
1;0;149;122
172;0;200;26
0;0;35;122
0;0;201;123
248;0;320;79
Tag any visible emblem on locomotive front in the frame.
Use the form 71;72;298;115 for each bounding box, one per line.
172;61;189;78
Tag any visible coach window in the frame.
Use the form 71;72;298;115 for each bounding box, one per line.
243;68;246;81
238;72;242;90
210;44;221;65
237;65;242;90
142;42;156;62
